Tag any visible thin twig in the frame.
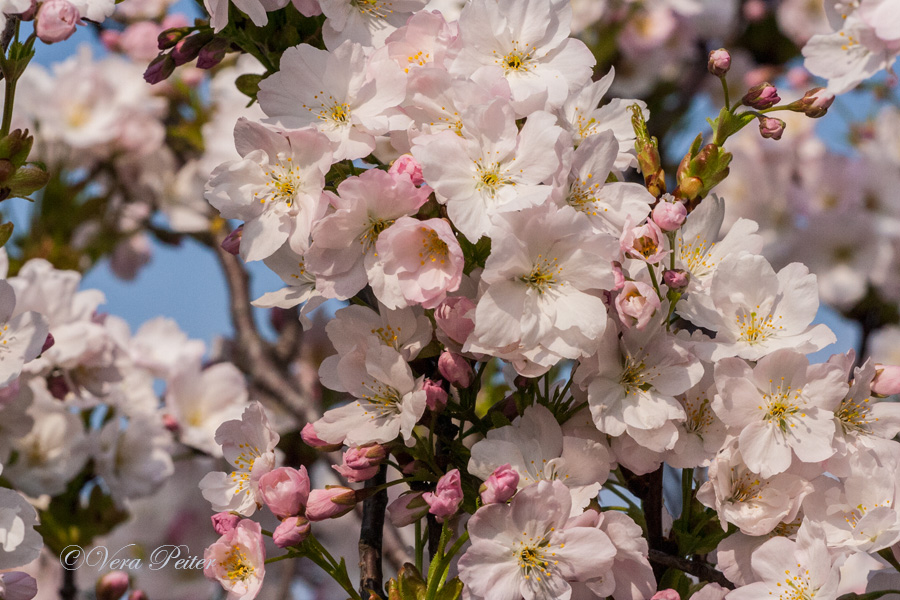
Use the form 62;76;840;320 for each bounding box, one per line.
359;465;389;599
648;550;735;589
60;568;77;600
213;243;318;424
0;15;17;55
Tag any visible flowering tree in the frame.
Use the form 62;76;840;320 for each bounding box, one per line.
2;0;900;599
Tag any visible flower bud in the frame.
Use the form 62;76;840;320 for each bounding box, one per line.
389;155;425;186
41;332;54;354
387;492;429;527
333;462;379;482
36;0;79;44
301;422;343;452
220;226;242;255
143;54;176;85
479;464;519;504
438;351;473;388
742;82;780;109
272;516;311;548
707;49;731;77
306;487;357;521
128;592;148;600
423;379;448;411
96;571;129;600
758;116;786;140
663;269;689;291
872;365;900;396
344;444;387;469
423;469;463;522
158;27;191;50
19;1;37;21
196;37;230;70
792;87;835;118
162;413;180;433
651;199;687;232
651;590;680;600
434;296;476;345
615;281;661;330
211;512;241;535
258;466;311;519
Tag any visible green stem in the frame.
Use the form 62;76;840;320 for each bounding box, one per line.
423;522;469;600
0;21;21;138
647;264;663;300
680;467;694;547
721;77;731;112
304;534;363;600
415;519;425;573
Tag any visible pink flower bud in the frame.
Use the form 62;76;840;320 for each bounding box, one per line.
389;155;425;186
96;571;130;600
423;469;463;522
306;487;357;521
36;0;79;43
651;590;681;600
19;1;37;21
0;379;20;407
259;466;311;519
211;512;241;535
272;515;311;548
872;365;900;396
797;87;834;118
758;116;786;140
707;48;731;77
479;464;519;504
301;422;343;452
742;82;780;109
344;444;387;469
434;296;476;345
423;379;448;411
611;262;625;291
651;200;687;232
615;281;661;330
387;492;428;527
143;54;176;85
197;37;229;70
742;0;766;21
128;592;148;600
333;463;379;482
438;351;473;388
162;413;180;433
663;269;689;291
0;572;37;600
41;333;54;354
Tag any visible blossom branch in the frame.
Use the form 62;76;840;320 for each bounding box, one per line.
358;465;389;599
647;550;734;589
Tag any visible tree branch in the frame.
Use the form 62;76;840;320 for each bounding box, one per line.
359;465;389;599
213;243;318;424
647;550;735;589
0;16;17;56
60;568;76;600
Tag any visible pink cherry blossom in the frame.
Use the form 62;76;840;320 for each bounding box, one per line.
423;469;463;521
204;519;266;600
615;281;660;330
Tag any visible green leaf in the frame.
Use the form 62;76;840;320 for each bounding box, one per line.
435;577;464;600
0;222;13;248
235;73;263;100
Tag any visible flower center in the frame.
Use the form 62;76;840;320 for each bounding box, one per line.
838;395;874;434
352;0;391;19
762;378;802;432
566;176;603;216
678;234;716;275
222;545;255;583
620;357;651;395
370;324;401;349
735;308;783;343
419;228;449;266
498;42;536;74
684;396;713;435
360;381;403;417
258;157;303;208
521;255;561;294
229;443;262;495
475;162;510;197
727;471;764;504
358;217;395;252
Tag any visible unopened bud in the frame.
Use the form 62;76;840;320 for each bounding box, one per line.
300;422;343;452
162;413;180;433
663;269;689;291
158;27;191;50
272;516;310;548
651;590;681;600
651;199;687;231
196;37;229;70
423;469;463;522
742;82;780;109
793;87;835;118
41;333;55;354
220;225;243;256
480;464;519;504
677;176;703;201
305;487;357;521
143;54;176;84
36;0;80;44
259;466;311;520
423;379;448;411
211;512;241;535
438;351;473;388
96;571;130;600
128;591;148;600
171;32;212;67
758;116;785;140
872;365;900;396
707;49;731;77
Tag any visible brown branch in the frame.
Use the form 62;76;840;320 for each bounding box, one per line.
359;465;388;600
0;16;17;56
60;568;76;600
213;243;318;424
648;550;735;589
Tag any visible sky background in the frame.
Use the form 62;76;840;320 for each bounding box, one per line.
26;3;862;362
